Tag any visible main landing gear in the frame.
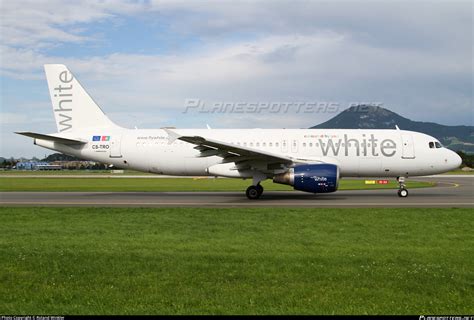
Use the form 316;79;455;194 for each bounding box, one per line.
246;184;264;200
397;176;408;197
246;174;266;200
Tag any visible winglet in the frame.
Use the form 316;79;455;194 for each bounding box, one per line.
163;128;181;144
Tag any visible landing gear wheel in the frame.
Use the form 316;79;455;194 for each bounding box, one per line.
246;185;261;200
396;176;409;198
256;184;264;196
398;188;408;197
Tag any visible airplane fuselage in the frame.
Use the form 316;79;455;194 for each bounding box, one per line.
35;128;461;178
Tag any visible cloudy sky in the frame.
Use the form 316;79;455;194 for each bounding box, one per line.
0;0;472;157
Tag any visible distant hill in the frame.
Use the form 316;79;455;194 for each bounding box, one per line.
41;153;83;162
311;105;474;153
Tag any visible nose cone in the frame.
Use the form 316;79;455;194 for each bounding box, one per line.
449;151;462;170
454;152;462;168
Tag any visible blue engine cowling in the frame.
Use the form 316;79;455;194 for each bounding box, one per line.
273;163;339;193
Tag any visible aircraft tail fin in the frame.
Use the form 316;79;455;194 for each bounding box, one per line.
44;64;119;133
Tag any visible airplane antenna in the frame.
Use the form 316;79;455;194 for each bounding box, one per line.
395;125;400;130
206;124;212;129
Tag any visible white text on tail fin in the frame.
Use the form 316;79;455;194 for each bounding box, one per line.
44;64;118;132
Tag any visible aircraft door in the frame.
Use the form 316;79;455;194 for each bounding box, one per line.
401;133;415;159
110;134;123;158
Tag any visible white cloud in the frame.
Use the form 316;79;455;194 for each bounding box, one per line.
1;31;471;124
0;113;30;125
0;0;147;48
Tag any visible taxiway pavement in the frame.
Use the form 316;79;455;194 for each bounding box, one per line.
0;176;472;208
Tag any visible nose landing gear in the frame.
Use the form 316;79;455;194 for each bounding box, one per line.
397;177;408;197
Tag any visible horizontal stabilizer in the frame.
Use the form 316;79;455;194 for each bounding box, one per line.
15;132;87;145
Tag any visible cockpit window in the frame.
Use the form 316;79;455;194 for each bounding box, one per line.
429;142;435;149
435;141;442;148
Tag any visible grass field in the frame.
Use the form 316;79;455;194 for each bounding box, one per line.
0;177;433;192
0;207;472;315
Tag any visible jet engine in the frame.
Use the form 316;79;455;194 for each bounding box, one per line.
273;163;339;193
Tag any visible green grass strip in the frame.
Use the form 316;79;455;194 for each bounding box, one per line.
0;177;433;192
0;207;472;314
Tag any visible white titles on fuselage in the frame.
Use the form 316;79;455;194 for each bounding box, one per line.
316;134;396;157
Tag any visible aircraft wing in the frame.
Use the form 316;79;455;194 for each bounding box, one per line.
163;128;294;169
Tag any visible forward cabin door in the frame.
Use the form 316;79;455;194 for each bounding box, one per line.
401;133;415;159
109;134;123;158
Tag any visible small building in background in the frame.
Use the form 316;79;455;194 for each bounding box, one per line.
15;161;61;170
35;163;62;170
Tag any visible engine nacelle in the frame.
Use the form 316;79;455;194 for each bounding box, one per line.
273;163;339;193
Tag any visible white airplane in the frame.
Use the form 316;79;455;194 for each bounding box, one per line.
17;64;462;199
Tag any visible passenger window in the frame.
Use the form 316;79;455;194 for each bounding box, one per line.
429;142;434;149
303;143;306;147
269;142;273;147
